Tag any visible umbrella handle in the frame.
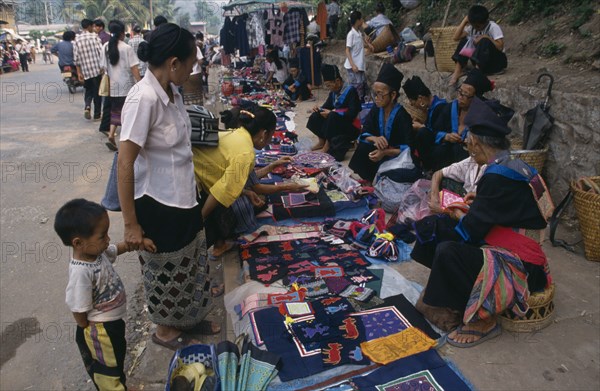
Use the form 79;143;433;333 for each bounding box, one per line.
537;73;554;110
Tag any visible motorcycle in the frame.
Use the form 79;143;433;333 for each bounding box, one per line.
61;65;83;94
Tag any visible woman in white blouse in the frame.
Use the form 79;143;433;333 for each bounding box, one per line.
101;20;141;150
118;23;220;351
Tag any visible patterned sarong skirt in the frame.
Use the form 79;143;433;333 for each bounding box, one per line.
139;230;212;328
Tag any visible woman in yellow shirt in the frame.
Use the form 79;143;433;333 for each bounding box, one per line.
193;106;276;255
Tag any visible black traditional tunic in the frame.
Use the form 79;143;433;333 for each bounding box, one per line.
415;99;469;171
411;152;548;312
306;84;361;161
282;71;311;101
348;103;413;182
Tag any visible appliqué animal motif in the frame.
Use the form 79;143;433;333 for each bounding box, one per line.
325;303;348;314
349;346;363;362
322;342;343;365
339;317;359;339
303;324;330;339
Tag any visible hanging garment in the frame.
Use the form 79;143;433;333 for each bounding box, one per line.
248;12;266;49
220;17;236;55
233;14;250;56
283;10;302;44
267;8;285;47
316;1;328;41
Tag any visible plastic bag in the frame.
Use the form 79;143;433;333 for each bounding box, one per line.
400;27;419;43
394;179;432;224
377;148;415;175
458;37;476;58
329;164;361;194
374;176;412;213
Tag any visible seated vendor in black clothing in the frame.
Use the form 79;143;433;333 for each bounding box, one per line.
411;98;553;347
306;63;361;161
283;58;312;102
409;70;493;172
349;63;413;183
402;76;449;171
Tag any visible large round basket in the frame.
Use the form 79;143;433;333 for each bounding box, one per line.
371;25;400;53
500;283;555;333
571;176;600;262
510;146;549;174
429;26;457;73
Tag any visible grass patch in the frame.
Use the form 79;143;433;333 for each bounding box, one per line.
538;42;566;58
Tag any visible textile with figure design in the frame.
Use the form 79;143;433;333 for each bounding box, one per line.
352;350;472;391
360;327;436;365
241;239;371;284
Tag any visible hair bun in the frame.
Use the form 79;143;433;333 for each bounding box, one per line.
137;41;151;62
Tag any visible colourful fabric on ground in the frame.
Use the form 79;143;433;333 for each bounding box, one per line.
360;327;436;365
463;246;530;324
352;350;472;391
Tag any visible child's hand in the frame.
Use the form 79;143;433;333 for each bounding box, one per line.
142;238;157;253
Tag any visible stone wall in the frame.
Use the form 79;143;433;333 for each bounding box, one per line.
321;52;600;223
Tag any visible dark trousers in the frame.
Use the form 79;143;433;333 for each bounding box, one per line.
306;111;359;161
83;75;102;117
75;319;127;391
18;53;28;71
284;84;311;101
452;37;507;74
99;96;112;130
415;128;469;171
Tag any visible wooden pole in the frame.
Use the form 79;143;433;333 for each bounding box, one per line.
309;42;315;87
441;0;452;28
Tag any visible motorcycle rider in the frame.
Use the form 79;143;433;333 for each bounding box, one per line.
52;31;76;72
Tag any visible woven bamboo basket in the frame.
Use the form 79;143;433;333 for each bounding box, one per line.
571;176;600;262
510;146;549;174
402;98;427;124
371;25;400;53
429;26;457;73
500;283;555;332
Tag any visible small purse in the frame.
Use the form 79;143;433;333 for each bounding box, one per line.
99;73;110;97
101;152;120;211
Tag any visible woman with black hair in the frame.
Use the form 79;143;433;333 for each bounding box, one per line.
118;23;220;350
402;76;453;171
193;106;277;256
265;50;288;85
101;20;141;150
349;64;414;183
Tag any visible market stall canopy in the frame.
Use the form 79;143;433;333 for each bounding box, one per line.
223;0;313;11
0;28;29;43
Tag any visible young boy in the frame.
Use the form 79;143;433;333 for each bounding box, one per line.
343;11;374;102
282;58;312;101
450;4;507;85
54;199;155;391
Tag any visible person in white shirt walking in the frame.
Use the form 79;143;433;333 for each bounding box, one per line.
100;20;141;151
344;11;373;102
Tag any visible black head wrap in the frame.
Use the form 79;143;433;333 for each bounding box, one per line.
465;97;512;137
402;76;431;100
375;63;403;92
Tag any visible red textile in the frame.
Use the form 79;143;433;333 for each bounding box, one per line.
316;1;328;40
484;226;547;267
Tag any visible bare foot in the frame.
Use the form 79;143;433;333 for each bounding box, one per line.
311;142;325;151
415;291;462;332
211;241;236;257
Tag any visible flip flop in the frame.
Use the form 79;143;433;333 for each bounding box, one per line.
151;332;196;351
447;323;501;348
105;141;118;151
183;320;221;335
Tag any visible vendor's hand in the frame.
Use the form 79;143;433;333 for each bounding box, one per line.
444;133;462;143
124;223;145;251
412;121;424;130
368;149;386;162
464;192;476;204
373;136;388;150
312;105;321;113
142;238;157;253
286;183;309;192
320;109;330;118
245;190;265;207
274;156;293;166
447;207;466;221
289;85;297;92
351;65;359;73
428;198;443;214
